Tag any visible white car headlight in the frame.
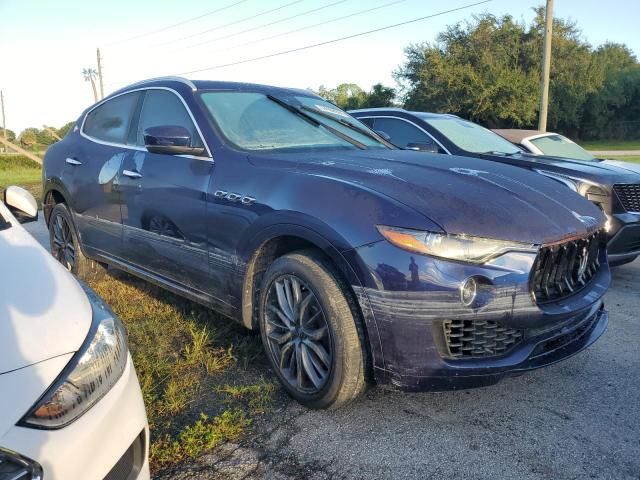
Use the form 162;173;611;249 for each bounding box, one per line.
377;225;537;264
19;309;128;429
535;169;608;197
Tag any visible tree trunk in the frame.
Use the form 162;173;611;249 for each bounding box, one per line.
90;78;98;103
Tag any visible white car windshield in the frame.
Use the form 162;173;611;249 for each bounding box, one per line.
419;115;521;155
530;134;597;161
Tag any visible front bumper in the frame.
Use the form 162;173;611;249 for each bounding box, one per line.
0;356;150;480
348;240;610;392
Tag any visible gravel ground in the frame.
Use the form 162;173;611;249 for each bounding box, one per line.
24;218;640;480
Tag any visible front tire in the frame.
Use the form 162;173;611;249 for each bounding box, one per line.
259;250;367;409
48;203;106;281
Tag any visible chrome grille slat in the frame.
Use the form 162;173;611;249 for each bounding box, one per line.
532;231;604;304
614;184;640;212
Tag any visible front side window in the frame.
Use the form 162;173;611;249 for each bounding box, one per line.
199;91;387;152
420;115;521;155
83;92;140;144
530;134;596;161
136;90;203;147
372;117;435;149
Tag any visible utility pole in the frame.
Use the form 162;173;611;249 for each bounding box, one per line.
538;0;554;131
1;90;6;153
96;48;105;99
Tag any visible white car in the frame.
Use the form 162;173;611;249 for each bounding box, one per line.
0;186;149;479
493;129;640;174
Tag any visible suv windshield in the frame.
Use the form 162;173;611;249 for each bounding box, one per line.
530;134;597;161
419;115;521;155
200;91;388;152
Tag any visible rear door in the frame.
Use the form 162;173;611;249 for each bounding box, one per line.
70;91;141;257
118;88;214;293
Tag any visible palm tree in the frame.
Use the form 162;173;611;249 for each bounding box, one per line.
82;68;98;103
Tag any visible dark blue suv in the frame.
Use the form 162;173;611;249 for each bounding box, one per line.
43;77;610;408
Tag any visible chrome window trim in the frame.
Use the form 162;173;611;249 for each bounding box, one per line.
124;76;197;91
80;86;213;161
354;115;451;154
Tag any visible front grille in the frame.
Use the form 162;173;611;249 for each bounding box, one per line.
531;231;603;304
0;449;42;480
614;184;640;212
442;318;524;359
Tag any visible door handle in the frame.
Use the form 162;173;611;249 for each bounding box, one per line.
65;157;82;166
122;170;143;179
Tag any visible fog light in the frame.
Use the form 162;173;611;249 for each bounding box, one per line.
460;277;478;307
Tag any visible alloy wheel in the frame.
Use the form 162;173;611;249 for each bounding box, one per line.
264;274;333;394
51;214;75;271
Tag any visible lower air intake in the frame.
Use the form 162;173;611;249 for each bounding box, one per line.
442;318;524;359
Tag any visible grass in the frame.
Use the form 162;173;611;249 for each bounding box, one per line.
0;153;282;473
579;140;640;151
0;154;42;203
88;272;280;472
607;155;640;163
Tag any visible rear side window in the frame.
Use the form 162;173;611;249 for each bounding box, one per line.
136;90;203;147
373;117;433;148
83;92;140;144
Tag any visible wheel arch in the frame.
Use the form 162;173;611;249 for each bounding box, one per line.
43;179;72;226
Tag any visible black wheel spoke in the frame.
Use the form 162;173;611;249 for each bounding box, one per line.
265;274;333;394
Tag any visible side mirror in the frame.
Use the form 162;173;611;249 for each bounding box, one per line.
4;186;38;224
406;141;440;154
143;125;206;156
375;130;392;142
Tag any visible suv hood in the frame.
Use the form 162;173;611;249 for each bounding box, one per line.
0;203;91;375
483;152;640;185
252;149;605;245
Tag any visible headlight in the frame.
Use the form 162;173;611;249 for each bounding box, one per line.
535;170;607;197
376;225;537;264
19;313;128;429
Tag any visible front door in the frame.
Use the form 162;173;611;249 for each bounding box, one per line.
118;88;213;294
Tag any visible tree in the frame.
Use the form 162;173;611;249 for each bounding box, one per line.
0;128;16;142
317;83;396;110
18;128;38;148
83;68;98;103
393;10;639;137
361;84;396;108
57;121;76;138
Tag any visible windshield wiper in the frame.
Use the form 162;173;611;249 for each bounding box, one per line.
299;105;394;148
482;150;521;157
266;95;366;150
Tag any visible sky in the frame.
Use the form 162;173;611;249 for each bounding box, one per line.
1;0;639;134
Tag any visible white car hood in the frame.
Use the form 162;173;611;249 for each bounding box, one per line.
0;203;92;374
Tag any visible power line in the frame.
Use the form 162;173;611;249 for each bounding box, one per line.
185;0;348;49
175;0;492;75
103;0;250;47
156;0;306;47
211;0;407;54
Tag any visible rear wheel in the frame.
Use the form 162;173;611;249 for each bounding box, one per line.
259;250;367;409
48;203;106;281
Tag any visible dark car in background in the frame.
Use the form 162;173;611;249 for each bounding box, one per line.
43;78;609;408
350;108;640;266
